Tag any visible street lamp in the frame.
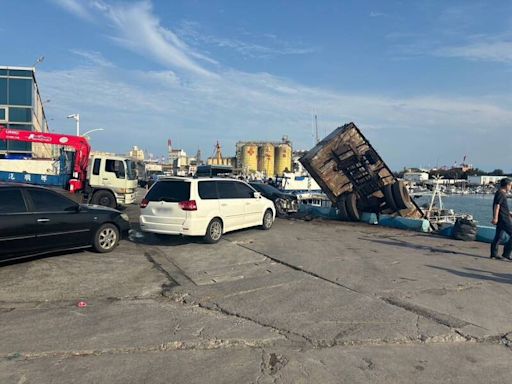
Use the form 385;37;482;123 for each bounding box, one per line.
81;128;104;139
67;113;80;136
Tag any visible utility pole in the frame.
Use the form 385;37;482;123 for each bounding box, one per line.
315;114;319;144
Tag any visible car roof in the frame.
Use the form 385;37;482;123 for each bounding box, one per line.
157;176;247;183
0;182;48;189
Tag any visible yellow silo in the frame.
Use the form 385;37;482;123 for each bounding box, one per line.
274;144;292;176
258;143;275;176
242;144;258;172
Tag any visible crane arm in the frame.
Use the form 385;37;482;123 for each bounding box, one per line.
0;126;91;190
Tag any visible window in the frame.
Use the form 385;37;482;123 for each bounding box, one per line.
8;70;32;77
27;189;77;212
0;78;6;104
0;69;7;76
9;107;32;123
217;181;240;199
235;182;255;198
146;180;190;202
198;181;218;199
92;159;101;175
105;159;125;179
0;108;5;121
8;78;33;106
0;189;27;214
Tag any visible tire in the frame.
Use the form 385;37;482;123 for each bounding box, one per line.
383;184;398;212
336;195;350;221
345;193;361;221
204;218;223;244
392;181;412;210
261;209;274;230
92;190;117;208
93;223;120;253
274;198;287;217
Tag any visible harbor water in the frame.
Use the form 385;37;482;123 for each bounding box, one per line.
414;194;495;225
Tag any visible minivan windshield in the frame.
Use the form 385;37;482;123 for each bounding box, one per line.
145;180;190;202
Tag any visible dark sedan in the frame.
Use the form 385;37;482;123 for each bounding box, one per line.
0;183;130;262
249;182;298;217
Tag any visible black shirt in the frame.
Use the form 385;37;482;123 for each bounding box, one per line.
493;190;511;224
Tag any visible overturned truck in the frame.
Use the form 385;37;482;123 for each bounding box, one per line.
299;122;423;221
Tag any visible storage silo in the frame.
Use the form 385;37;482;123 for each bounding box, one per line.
274;144;292;176
242;144;258;172
258;143;275;176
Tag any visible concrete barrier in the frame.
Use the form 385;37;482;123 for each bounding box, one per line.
379;214;430;233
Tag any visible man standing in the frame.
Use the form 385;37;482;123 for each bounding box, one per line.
491;178;512;259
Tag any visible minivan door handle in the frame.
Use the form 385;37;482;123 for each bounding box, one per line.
37;218;50;223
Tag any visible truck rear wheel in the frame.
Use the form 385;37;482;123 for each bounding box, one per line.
345;193;361;221
392;181;412;210
336;195;350;221
383;184;398;212
91;190;117;208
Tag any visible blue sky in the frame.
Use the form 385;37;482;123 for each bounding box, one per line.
2;0;512;170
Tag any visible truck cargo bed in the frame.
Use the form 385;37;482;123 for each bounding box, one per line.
299;122;423;221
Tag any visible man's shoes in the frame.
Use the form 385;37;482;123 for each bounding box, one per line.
503;255;512;261
491;255;503;260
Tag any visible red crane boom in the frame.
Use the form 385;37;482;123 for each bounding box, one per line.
0;126;91;192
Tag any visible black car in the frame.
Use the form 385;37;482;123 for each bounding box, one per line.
0;183;130;262
249;182;298;217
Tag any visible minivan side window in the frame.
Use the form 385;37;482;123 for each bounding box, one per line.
198;181;218;199
0;189;27;213
146;181;190;202
217;181;240;199
217;181;254;199
235;182;255;198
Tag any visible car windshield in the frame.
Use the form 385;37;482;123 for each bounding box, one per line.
126;160;137;180
250;183;279;194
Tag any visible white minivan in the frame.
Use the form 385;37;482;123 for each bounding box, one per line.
139;177;275;243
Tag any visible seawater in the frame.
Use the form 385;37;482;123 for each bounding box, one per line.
414;195;496;225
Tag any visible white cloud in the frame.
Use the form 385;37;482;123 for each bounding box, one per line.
102;1;216;77
70;49;114;67
51;0;93;20
178;21;316;58
435;39;512;63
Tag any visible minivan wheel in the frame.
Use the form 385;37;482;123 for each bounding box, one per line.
93;223;119;253
261;209;274;230
204;218;223;244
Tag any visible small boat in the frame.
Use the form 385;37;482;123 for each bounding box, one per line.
422;179;473;227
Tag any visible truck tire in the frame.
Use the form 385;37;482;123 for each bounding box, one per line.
92;190;117;208
345;193;361;221
392;181;412;210
92;223;120;253
336;195;350;221
383;184;398;212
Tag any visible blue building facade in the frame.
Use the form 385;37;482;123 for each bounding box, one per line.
0;66;50;158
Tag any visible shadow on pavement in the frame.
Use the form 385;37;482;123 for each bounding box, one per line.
428;265;512;285
363;237;488;260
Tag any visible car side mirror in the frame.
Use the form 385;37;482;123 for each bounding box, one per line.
253;192;262;199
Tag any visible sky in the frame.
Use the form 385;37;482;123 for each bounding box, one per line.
1;0;512;171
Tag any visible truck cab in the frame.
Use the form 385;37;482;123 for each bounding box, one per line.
88;154;137;207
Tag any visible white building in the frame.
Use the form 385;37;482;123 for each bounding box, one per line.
128;146;144;161
403;172;429;183
468;175;505;185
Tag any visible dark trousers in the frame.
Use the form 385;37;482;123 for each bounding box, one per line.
491;221;512;258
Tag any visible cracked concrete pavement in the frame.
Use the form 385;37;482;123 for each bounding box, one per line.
2;200;512;383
